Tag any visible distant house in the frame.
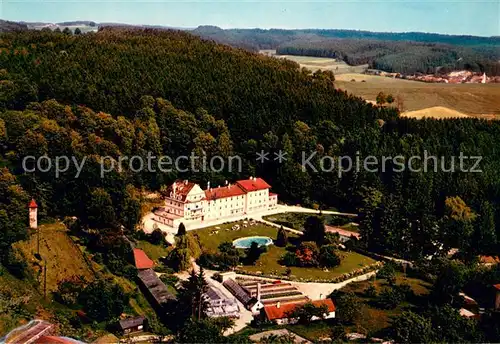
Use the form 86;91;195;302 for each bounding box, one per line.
133;248;154;270
260;299;336;325
118;316;147;335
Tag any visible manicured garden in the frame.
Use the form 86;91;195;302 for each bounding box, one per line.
191;220;377;282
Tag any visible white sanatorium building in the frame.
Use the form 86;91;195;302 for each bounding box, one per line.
154;177;278;228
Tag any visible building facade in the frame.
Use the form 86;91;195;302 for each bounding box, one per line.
154;177;278;228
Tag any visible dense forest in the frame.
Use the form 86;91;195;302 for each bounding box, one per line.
1;28;500;263
191;26;500;51
277;39;500;75
190;26;500;75
1;26;500;343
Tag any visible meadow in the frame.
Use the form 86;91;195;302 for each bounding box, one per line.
260;50;368;74
334;73;500;118
262;49;500;118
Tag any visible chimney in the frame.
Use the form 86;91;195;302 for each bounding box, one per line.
257;283;261;301
276;301;280;309
207;181;210;190
225;180;228;185
184;179;188;185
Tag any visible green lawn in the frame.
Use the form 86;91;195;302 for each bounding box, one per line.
263;212;358;232
242;246;375;280
135;240;170;262
192;221;375;281
191;221;285;251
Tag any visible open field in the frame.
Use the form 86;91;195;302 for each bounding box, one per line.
191;221;375;280
334;73;500;117
13;222;95;292
260;50;368;74
400;106;471;119
135;240;170;262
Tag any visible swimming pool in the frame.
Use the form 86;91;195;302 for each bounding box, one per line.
232;236;273;249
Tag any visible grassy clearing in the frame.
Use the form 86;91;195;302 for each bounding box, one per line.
135;240;169;262
260;50;367;74
14;222;95;292
334;73;500;117
338;272;431;336
192;221;375;280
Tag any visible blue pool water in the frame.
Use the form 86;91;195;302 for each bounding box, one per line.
233;236;273;249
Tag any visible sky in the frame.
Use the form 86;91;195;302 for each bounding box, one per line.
1;0;499;37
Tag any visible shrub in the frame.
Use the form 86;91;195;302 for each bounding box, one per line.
281;251;298;266
276;226;288;247
377;262;397;281
54;276;87;306
177;223;187;236
295;241;319;267
365;284;377;298
79;279;129;322
377;287;404;309
212;272;223;282
160;274;180;286
150;228;165;245
319;244;342;267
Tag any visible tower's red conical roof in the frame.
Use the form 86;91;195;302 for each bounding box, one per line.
29;199;38;209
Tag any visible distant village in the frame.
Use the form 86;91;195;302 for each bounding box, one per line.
365;69;500;84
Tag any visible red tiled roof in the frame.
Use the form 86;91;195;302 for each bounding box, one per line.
165;180;196;202
479;256;500;265
29;199;38;208
325;225;361;239
236;178;271;192
263;299;335;321
205;185;246;200
269;193;278;197
133;248;154;270
493;284;500;290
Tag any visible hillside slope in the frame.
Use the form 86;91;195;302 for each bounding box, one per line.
13;223;95;292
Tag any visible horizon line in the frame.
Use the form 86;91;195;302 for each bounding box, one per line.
16;19;500;38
